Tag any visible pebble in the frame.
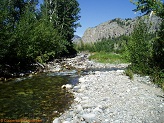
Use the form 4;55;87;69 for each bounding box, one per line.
63;121;70;123
73;85;81;92
82;113;96;120
75;105;83;112
52;53;164;123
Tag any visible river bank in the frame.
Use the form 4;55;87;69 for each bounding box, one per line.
0;53;89;82
1;53;163;122
53;53;164;123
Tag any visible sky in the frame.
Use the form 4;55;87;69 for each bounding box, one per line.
38;0;164;37
75;0;141;37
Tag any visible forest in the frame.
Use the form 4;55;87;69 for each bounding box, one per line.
0;0;80;77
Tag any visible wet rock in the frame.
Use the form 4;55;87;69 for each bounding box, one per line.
61;84;73;89
73;85;81;92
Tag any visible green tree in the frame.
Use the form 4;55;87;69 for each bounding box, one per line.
0;0;10;60
0;0;40;75
0;0;38;60
31;18;69;63
130;0;164;87
130;0;164;67
126;19;153;74
130;0;163;16
42;0;81;55
0;0;81;76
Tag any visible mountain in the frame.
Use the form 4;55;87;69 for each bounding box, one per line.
72;35;81;43
82;15;161;43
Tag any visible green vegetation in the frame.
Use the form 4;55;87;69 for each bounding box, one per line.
130;0;164;89
110;18;125;27
125;18;153;74
0;0;80;76
124;68;134;80
75;0;164;89
89;52;128;64
75;35;129;53
75;35;129;64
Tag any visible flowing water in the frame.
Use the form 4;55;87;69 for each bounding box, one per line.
0;72;79;122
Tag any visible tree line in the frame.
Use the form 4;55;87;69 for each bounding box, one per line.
0;0;80;76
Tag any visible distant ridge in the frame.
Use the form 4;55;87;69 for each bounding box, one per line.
72;35;81;43
82;15;161;43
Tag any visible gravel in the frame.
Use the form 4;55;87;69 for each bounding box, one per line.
53;53;164;123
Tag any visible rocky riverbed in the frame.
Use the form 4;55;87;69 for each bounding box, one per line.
52;53;164;123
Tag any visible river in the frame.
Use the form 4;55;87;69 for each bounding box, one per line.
0;71;79;122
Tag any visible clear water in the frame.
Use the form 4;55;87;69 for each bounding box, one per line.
0;72;77;122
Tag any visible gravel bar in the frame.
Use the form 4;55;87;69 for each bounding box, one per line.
53;53;164;123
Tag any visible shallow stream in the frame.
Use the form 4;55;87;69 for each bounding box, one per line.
0;71;79;122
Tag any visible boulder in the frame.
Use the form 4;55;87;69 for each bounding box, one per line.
61;84;73;89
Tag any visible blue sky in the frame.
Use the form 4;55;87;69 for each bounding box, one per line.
38;0;164;37
75;0;141;37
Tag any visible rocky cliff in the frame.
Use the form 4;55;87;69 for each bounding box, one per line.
72;35;81;43
82;15;161;43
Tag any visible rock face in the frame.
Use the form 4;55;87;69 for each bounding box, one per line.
82;15;161;43
72;35;81;44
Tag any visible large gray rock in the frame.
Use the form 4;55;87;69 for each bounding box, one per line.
82;15;161;43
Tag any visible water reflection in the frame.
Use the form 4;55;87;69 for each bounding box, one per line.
0;73;75;122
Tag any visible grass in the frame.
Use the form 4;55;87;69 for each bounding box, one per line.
88;52;164;90
89;52;128;64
